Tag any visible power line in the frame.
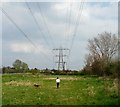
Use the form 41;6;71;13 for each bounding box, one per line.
64;1;73;69
1;7;52;62
70;1;84;52
1;7;36;48
64;1;72;48
67;1;85;69
67;2;72;47
37;3;55;48
64;1;69;48
25;1;52;48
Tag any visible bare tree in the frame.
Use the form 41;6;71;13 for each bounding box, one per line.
88;32;118;63
84;32;118;75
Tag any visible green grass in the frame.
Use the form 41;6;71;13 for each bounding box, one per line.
2;73;119;105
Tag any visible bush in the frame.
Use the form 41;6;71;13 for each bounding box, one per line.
83;60;119;78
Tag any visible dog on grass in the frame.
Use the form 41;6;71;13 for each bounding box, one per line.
34;84;41;88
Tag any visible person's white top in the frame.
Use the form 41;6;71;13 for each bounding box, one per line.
56;79;60;83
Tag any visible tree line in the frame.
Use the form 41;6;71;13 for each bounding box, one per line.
2;31;119;78
2;59;29;74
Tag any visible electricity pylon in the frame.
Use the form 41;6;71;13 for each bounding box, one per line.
53;47;69;71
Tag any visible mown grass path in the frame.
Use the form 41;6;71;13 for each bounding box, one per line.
2;74;119;105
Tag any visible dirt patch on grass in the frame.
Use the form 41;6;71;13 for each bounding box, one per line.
44;77;87;80
4;81;38;86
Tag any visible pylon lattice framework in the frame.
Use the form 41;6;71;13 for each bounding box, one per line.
53;47;69;71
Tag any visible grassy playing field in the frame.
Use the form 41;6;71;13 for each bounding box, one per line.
2;73;119;105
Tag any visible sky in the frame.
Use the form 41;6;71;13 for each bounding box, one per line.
1;0;118;70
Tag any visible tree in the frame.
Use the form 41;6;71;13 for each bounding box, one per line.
13;59;29;73
84;32;118;76
88;32;118;62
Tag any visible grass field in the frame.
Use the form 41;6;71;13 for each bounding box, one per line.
2;73;119;105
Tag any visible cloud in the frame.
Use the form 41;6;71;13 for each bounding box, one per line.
2;2;118;70
9;42;50;54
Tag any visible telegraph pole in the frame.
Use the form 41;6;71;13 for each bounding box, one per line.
53;47;69;71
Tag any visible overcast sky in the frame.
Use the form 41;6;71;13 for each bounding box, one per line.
1;0;118;70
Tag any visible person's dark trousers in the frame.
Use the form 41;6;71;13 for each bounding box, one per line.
57;83;59;88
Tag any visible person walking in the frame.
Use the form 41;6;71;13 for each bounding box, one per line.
56;77;60;89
